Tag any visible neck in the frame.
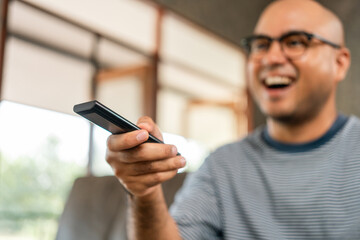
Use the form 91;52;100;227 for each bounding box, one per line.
267;103;338;144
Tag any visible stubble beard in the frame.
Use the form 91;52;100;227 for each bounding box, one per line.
263;86;334;127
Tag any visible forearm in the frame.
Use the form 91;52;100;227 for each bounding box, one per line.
127;186;182;240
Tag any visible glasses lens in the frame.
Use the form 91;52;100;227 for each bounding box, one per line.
281;33;309;58
248;37;271;58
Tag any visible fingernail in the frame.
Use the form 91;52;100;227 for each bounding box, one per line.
136;131;148;141
172;146;178;156
137;122;148;129
179;157;186;167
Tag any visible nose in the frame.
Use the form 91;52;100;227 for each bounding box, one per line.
261;41;288;65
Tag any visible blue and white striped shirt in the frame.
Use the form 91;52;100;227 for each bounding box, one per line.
170;115;360;239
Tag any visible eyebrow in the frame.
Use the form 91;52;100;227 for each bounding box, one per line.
247;30;341;48
251;29;308;37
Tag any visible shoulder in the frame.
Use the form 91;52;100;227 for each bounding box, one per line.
348;115;360;127
339;115;360;142
203;127;267;169
213;127;266;156
340;115;360;137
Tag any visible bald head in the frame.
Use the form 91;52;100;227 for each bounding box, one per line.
255;0;345;45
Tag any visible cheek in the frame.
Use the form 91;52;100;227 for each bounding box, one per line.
246;61;259;88
246;61;261;102
299;50;337;84
295;56;335;97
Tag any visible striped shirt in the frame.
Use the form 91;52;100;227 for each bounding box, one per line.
170;115;360;239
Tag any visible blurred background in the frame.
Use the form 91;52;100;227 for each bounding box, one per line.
0;0;359;239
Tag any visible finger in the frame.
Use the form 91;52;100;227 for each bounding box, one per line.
107;129;149;152
124;170;178;194
128;156;186;176
120;143;178;163
107;155;185;178
106;143;178;164
136;116;163;141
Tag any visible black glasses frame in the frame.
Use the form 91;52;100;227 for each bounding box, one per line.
241;30;341;56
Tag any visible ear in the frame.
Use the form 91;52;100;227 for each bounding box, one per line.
335;47;351;83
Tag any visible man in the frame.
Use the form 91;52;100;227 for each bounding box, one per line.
106;0;360;239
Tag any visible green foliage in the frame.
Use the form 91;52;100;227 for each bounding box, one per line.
0;135;85;238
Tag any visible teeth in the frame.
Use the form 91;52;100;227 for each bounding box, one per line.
264;76;292;86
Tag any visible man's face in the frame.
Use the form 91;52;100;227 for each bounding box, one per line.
246;3;342;124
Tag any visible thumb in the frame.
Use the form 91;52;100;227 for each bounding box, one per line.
136;116;163;141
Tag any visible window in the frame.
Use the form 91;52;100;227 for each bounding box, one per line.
0;0;249;238
0;101;88;239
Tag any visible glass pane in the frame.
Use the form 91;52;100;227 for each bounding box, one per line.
96;75;144;123
0;101;88;239
92;125;113;176
159;62;239;101
161;14;246;87
26;0;157;54
186;104;239;149
2;37;93;114
8;1;95;58
97;38;150;68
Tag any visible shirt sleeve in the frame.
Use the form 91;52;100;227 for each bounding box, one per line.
169;157;222;240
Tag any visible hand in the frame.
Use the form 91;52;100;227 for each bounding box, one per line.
106;116;186;198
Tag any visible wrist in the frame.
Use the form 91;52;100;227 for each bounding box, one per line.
130;185;164;205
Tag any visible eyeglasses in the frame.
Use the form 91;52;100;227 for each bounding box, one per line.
241;31;341;60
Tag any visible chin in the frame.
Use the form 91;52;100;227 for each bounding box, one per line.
269;114;299;124
266;110;317;126
260;102;302;125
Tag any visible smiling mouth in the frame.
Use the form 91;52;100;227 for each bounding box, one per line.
263;76;294;89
